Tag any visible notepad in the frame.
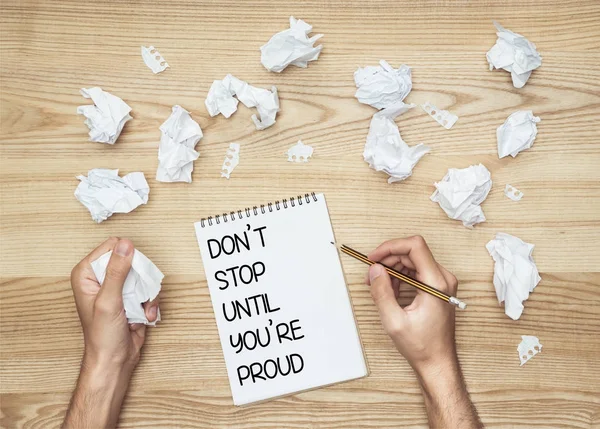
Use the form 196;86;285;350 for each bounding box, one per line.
194;193;368;405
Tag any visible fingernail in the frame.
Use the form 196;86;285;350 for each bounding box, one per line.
370;264;383;281
115;240;133;257
149;305;157;319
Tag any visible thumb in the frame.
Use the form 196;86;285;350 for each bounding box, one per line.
97;239;134;305
369;264;407;334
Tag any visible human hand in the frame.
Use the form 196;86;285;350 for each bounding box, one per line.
366;235;459;378
65;237;160;428
70;237;159;373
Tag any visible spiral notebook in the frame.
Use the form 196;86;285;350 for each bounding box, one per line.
194;193;367;405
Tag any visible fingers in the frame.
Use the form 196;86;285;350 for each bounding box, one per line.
129;323;147;351
369;236;449;292
368;264;407;335
437;263;459;295
142;297;160;323
83;236;120;266
97;239;134;305
71;237;120;287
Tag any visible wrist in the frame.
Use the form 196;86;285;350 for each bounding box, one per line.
63;356;133;429
414;355;465;397
81;353;134;390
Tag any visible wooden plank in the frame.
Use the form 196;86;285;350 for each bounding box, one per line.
1;0;599;427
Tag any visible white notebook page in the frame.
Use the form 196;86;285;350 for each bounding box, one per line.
194;194;367;405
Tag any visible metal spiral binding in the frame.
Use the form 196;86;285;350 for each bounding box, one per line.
199;193;317;227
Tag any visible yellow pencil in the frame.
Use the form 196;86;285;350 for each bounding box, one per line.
334;242;467;310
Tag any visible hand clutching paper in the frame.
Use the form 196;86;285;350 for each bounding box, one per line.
91;249;164;325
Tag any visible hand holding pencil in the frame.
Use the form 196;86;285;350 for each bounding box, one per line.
348;236;462;376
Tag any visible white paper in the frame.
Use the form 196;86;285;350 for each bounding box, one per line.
260;16;323;73
354;60;412;110
363;103;429;183
518;335;542;366
486;21;542;88
505;184;524;201
91;249;163;325
77;87;132;144
194;194;367;405
421;102;458;129
141;45;169;74
497;110;540;158
486;233;541;320
430;164;492;228
287;140;313;162
156;105;202;183
74;169;149;223
205;74;280;130
221;143;240;179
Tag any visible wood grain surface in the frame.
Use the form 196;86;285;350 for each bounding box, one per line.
1;0;599;427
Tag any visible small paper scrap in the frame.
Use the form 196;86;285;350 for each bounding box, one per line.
77;87;132;144
91;249;163;326
505;184;524;201
430;164;492;228
497;110;540;158
486;232;541;320
354;60;412;110
287;140;313;162
364;103;429;183
486;21;542;88
75;169;149;223
261;16;323;73
518;335;542;366
421;102;458;129
141;45;169;74
205;74;280;130
156;105;202;183
221;143;240;178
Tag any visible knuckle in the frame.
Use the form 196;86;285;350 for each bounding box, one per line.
384;320;404;337
411;235;426;247
449;274;459;289
94;299;115;315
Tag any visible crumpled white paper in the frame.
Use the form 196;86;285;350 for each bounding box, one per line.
287;140;313;162
364;103;429;183
505;184;524;201
497;110;540;158
221;143;240;179
77;87;132;144
421;102;458;129
260;16;323;73
141;45;169;74
354;60;412;110
156;105;202;183
486;232;541;320
75;169;149;223
518;335;542;366
430;164;492;228
486;21;542;88
91;249;163;325
205;74;279;130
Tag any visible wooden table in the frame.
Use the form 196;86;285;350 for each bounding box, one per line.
1;1;599;427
